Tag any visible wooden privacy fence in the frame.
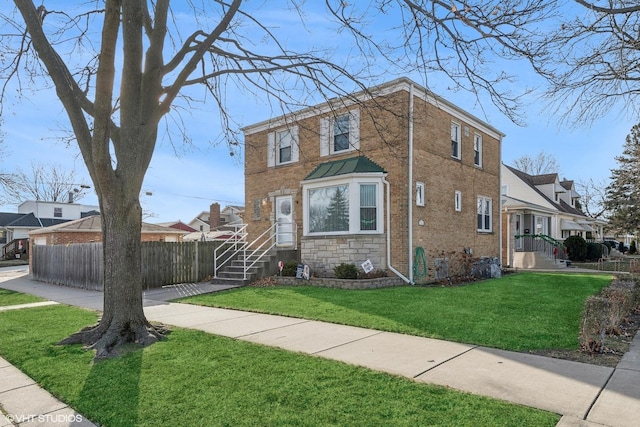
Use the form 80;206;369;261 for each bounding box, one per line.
31;241;222;291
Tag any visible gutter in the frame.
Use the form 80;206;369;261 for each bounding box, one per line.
385;83;415;285
408;83;415;284
384;177;411;284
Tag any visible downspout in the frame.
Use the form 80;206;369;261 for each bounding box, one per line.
385;178;411;284
408;83;415;284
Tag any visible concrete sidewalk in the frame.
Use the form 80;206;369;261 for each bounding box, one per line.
1;267;639;426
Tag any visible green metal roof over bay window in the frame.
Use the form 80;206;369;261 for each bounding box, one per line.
303;156;386;181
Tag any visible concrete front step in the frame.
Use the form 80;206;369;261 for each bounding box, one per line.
513;251;566;269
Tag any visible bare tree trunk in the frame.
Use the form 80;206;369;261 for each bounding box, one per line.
59;190;165;359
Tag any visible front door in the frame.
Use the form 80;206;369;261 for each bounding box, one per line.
275;195;293;246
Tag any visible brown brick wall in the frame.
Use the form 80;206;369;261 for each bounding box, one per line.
244;84;501;279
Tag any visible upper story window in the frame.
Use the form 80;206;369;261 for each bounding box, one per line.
320;109;360;156
455;191;462;212
53;207;62;218
267;126;299;167
477;195;492;232
451;122;461;159
474;133;482;167
277;129;293;163
333;115;350;152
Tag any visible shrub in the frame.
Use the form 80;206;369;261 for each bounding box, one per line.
630;241;637;255
334;263;358;279
586;242;605;261
564;235;587;261
580;296;610;353
619;241;628;253
281;260;299;277
359;269;388;279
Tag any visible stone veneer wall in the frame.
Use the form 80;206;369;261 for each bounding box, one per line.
276;275;404;289
300;234;387;278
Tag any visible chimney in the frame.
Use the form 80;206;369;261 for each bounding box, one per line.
68;191;74;203
209;203;221;230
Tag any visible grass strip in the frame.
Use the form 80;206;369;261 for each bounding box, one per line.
0;288;46;307
182;272;612;351
0;305;559;427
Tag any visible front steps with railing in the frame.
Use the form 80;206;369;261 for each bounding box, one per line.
211;249;276;286
212;222;297;286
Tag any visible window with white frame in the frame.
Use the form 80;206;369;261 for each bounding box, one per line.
304;177;382;235
477;196;492;232
320;110;360;156
473;133;482;167
451;122;461;159
277;129;293;163
416;182;425;207
455;191;462;212
267;126;299;166
360;184;377;230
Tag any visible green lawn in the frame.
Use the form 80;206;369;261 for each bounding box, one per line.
0;305;558;427
181;272;612;351
0;288;45;307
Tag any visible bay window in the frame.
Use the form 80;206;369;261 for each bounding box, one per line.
304;177;383;235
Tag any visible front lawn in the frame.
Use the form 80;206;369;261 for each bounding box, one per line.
0;305;558;427
181;272;612;351
0;288;45;307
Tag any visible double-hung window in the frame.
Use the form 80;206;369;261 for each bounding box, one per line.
267;126;299;167
277;129;292;164
474;133;482;167
320;110;360;156
451;122;461;159
477;196;492;232
333;115;350;152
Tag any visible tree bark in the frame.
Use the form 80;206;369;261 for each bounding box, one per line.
59;186;166;359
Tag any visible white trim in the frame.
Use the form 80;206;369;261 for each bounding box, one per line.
242;77;505;140
302;175;384;236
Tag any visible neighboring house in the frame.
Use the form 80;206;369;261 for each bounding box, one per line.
0;200;100;244
157;220;198;233
29;215;186;246
242;77;504;282
501;163;606;268
187;203;244;233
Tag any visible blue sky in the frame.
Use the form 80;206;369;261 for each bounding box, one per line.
0;2;634;223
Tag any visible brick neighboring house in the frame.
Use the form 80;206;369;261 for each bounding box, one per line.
187;203;245;233
243;77;504;283
29;215;186;246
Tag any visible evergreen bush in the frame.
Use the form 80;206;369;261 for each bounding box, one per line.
564;235;587;261
334;263;358;279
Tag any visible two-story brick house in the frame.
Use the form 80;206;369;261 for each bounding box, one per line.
243;77;504;283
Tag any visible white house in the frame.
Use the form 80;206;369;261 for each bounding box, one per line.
501;163;606;268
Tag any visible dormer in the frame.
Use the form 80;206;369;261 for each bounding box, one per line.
559;180;581;208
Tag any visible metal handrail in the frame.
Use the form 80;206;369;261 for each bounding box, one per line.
213;222;297;280
213;224;248;278
514;234;567;261
241;222;279;280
